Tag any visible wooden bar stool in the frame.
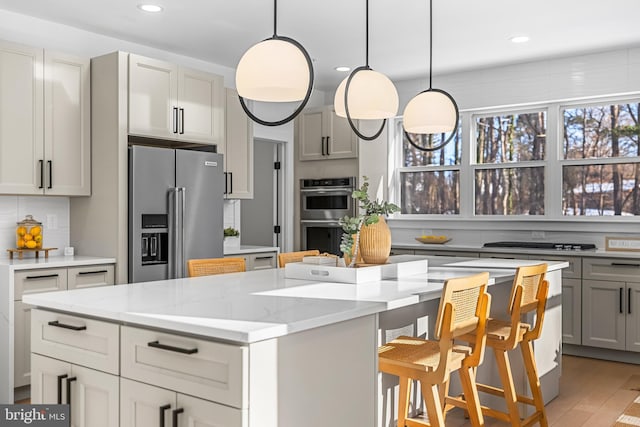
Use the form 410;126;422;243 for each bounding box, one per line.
277;249;320;268
187;257;246;277
448;263;549;427
379;272;491;427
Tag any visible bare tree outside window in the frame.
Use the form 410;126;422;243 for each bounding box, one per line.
563;103;640;215
474;112;546;215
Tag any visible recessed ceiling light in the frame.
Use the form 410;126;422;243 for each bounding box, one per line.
510;35;530;44
138;4;163;13
335;66;350;72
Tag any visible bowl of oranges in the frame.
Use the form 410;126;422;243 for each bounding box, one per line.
16;215;43;249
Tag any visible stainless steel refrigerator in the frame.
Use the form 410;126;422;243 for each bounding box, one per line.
128;145;224;283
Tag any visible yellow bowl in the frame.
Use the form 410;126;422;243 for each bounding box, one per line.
415;236;451;244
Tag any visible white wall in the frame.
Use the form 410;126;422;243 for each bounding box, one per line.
358;46;640;247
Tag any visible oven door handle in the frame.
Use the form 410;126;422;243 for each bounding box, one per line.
300;190;353;196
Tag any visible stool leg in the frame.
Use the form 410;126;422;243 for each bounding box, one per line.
421;382;445;427
459;366;484;427
398;376;411;427
521;340;548;427
494;349;521;427
440;379;450;412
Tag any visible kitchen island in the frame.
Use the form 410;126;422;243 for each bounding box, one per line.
24;256;566;427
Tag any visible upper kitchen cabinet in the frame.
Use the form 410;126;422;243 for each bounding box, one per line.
0;41;90;196
297;106;358;161
222;88;253;199
128;54;224;145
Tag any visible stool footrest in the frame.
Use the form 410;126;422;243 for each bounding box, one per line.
476;382;537;406
405;416;431;426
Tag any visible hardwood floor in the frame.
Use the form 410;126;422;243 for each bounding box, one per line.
444;355;640;426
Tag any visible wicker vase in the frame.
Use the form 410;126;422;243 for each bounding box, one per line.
359;216;391;264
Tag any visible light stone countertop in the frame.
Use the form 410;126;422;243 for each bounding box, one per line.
223;245;279;256
0;255;116;270
23;256;567;344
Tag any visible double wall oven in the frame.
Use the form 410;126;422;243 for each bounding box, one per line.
300;177;356;256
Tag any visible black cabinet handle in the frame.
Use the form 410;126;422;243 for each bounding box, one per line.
48;320;87;331
321;136;325;155
629;288;632;314
26;274;59;280
159;404;171;427
38;160;44;189
148;340;198;354
612;262;640;268
229;172;233;195
173;107;179;133
66;376;77;410
223;172;228;194
179;108;185;134
326;136;330;155
172;408;184;427
254;256;274;260
620;287;624;314
57;374;68;404
78;270;108;275
47;160;52;189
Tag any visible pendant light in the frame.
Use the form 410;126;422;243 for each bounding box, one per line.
333;0;399;141
235;0;314;127
402;0;459;151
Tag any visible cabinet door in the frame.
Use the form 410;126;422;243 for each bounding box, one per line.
14;301;32;388
626;282;640;352
44;51;91;196
128;54;178;139
178;67;224;144
67;265;115;290
582;279;625;350
561;278;581;345
0;41;44;194
224;88;254;199
31;353;71;404
326;106;358;159
297;108;325;160
120;378;176;427
176;393;245;427
14;267;67;299
247;252;277;270
69;364;119;427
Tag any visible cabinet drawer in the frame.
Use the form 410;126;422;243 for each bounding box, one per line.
537;255;581;279
31;309;119;374
67;264;115;290
248;253;277;270
583;258;640;282
14;268;67;300
121;326;247;409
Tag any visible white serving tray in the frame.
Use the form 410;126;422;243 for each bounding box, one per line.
284;259;428;284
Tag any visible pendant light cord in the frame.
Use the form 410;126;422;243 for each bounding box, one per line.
428;0;433;89
365;0;369;67
273;0;278;37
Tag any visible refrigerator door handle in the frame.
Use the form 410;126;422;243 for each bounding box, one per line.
176;188;186;278
168;188;177;279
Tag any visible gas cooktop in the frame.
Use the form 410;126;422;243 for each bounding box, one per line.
483;241;597;251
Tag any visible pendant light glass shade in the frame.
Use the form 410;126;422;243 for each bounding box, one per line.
403;89;457;134
334;69;399;120
236;38;311;103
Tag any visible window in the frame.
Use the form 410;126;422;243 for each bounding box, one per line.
474;111;546;215
397;120;461;214
562;102;640;216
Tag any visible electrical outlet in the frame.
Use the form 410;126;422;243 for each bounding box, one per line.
532;231;545;239
46;214;58;230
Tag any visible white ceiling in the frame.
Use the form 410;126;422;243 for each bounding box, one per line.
1;0;640;92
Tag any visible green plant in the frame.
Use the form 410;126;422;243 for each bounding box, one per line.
224;227;239;238
339;176;399;266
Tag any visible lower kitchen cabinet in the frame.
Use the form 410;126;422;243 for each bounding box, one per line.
120;378;244;427
31;354;119;427
561;278;582;345
582;259;640;352
225;251;278;271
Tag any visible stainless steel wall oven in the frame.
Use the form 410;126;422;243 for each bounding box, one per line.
300;177;355;255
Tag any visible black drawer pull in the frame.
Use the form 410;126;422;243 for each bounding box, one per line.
57;374;68;404
148;340;198;354
611;263;640;267
254;256;274;260
159;404;171;427
172;408;184;427
25;274;59;280
78;270;108;275
48;320;87;331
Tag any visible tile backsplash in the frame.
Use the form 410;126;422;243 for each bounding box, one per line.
224;199;240;231
0;196;70;258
